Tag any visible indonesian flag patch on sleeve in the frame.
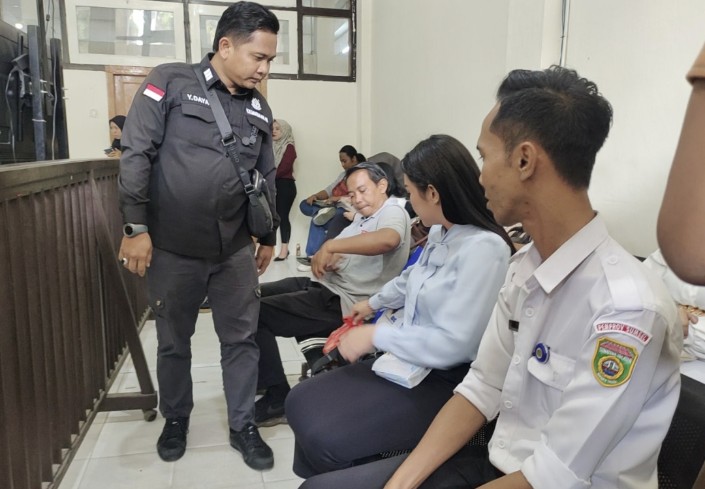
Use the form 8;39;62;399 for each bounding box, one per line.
143;83;165;102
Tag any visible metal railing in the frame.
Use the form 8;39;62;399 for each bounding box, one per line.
0;159;156;489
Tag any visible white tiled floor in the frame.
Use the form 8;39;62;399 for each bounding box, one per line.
58;256;308;489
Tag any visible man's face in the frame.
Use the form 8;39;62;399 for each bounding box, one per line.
220;30;277;90
347;170;388;217
477;104;522;226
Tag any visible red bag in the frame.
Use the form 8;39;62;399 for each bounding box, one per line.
322;316;357;355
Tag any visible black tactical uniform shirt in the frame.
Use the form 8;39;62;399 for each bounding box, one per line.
119;54;278;258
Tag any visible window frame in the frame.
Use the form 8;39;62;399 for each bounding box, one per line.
63;0;186;67
59;0;356;82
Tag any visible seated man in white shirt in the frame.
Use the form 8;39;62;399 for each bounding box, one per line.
299;66;683;489
255;163;411;427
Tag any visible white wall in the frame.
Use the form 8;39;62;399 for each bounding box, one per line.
566;0;705;256
363;0;705;257
266;79;360;250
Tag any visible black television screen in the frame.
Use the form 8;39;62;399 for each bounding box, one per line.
0;20;35;163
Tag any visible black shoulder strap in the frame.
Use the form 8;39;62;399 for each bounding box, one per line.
191;64;256;195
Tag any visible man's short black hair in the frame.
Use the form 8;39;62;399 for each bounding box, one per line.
491;65;613;189
212;1;280;52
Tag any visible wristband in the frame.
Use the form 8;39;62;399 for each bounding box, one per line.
123;223;148;237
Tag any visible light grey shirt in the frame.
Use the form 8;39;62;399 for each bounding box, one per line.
320;198;410;316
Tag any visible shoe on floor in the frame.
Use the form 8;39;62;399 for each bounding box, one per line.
296;256;312;265
297;263;312;272
199;297;211;310
255;391;288;427
313;206;337;225
157;417;189;462
229;423;274;470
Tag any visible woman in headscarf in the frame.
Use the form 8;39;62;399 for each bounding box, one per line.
107;115;126;158
272;119;297;261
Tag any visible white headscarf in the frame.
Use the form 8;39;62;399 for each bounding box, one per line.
273;119;295;167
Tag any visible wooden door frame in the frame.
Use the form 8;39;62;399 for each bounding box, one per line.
105;65;152;119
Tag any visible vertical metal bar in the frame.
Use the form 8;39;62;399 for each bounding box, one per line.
22;194;53;482
27;25;46;161
0;200;18;489
32;191;62;463
5;198;35;489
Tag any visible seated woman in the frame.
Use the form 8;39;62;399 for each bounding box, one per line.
298;145;365;262
286;134;515;480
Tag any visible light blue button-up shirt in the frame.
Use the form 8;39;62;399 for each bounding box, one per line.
371;223;511;369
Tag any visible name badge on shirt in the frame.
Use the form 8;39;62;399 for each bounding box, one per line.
508;319;520;332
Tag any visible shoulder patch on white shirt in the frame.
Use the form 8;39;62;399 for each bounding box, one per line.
594;322;651;345
143;83;165;102
592;337;638;387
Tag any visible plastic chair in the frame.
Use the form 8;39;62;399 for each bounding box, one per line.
657;374;705;489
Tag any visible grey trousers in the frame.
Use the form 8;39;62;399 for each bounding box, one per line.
147;245;260;431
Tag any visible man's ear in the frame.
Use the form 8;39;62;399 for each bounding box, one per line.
217;37;232;58
516;141;538;182
378;178;389;194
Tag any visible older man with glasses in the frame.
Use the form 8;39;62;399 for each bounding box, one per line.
254;163;411;427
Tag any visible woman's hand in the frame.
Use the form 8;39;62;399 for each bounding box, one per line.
351;299;375;324
338;325;376;363
108;148;122;158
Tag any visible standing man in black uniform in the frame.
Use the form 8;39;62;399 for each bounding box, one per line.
117;1;280;470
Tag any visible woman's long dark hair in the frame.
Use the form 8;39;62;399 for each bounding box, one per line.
401;134;515;254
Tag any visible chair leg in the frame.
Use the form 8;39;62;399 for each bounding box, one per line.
299;362;310;382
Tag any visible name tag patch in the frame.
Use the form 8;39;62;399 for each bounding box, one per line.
246;107;269;123
592;338;638;388
182;93;210;106
594;322;651;345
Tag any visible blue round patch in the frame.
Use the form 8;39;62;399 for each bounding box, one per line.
534;343;550;363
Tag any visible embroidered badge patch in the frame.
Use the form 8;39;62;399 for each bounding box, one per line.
251;97;262;110
592;338;638;387
143;83;165;102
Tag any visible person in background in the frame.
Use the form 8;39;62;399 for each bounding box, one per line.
643;249;702;345
272;119;297;261
658;42;705;285
286;134;514;480
301;66;682;489
255;163;411;427
118;1;279;470
297;145;365;268
106;115;125;158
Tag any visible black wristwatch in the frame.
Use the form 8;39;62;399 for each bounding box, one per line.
123;223;149;237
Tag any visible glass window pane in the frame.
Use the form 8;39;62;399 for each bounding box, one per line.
272;18;291;66
75;6;176;58
302;16;350;76
197;14;220;59
302;0;350;9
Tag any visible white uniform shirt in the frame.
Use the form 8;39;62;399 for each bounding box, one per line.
455;216;682;489
370;224;510;369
